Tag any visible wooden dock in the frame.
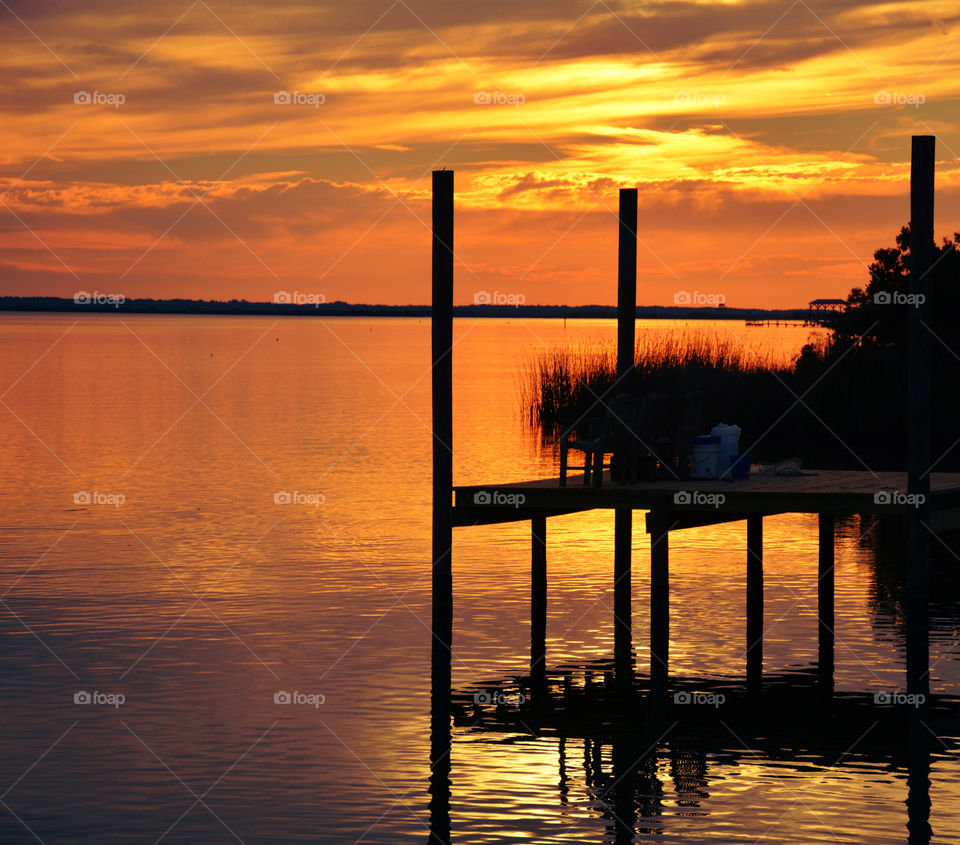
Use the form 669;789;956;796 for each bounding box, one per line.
426;137;942;845
454;470;960;527
453;469;960;697
430;138;940;701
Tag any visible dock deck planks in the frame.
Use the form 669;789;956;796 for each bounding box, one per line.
453;470;960;528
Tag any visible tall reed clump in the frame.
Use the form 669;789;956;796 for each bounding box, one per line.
519;343;617;432
523;328;798;442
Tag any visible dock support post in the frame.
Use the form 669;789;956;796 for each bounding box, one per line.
617;187;638;379
614;187;638;680
907;705;932;843
649;503;670;702
531;516;547;686
907;135;934;698
614;510;632;678
429;169;454;845
746;515;763;694
818;512;835;695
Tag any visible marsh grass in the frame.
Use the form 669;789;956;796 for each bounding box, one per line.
522;323;960;470
523;328;797;435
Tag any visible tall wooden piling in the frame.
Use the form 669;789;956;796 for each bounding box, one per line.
430;168;454;842
617;188;638;378
907;705;932;844
531;515;547;684
746;516;763;693
907;135;934;697
905;145;935;845
614;188;638;676
431;169;454;682
614;509;632;675
649;501;670;697
817;512;835;695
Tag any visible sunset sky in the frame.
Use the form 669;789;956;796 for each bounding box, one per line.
1;0;959;307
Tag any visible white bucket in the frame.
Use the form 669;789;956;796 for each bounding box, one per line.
711;423;741;477
691;436;721;479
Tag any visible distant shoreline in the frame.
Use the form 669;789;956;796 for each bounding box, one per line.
0;297;817;321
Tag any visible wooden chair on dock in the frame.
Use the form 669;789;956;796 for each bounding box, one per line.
626;390;708;480
616;392;674;482
559;394;639;487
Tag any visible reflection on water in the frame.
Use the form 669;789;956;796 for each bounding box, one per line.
0;315;957;843
433;665;952;844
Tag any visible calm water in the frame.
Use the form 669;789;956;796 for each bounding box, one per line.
0;315;957;844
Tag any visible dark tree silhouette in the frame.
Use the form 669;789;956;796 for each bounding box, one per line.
791;224;960;471
826;224;960;350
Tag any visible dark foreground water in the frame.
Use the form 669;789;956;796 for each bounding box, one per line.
0;315;957;843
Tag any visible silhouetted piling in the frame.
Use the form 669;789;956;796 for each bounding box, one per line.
614;509;633;678
746;515;763;694
612;737;640;844
431;169;454;687
614;188;638;679
531;515;547;686
649;500;670;709
907;704;932;844
429;169;454;845
817;512;835;695
907;135;934;697
617;188;638;378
